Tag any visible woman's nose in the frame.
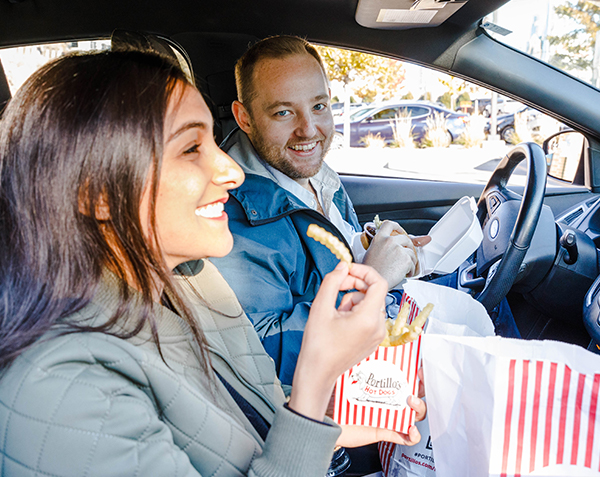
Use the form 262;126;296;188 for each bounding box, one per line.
212;146;244;189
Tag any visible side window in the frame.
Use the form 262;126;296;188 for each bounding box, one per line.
319;46;574;187
405;106;429;117
0;40;110;95
372;108;398;121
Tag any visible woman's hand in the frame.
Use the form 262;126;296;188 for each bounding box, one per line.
288;262;388;421
336;395;426;447
324;384;427;448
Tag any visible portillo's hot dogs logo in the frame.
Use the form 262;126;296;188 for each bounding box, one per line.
346;360;410;409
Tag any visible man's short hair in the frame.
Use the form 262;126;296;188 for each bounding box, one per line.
235;35;327;110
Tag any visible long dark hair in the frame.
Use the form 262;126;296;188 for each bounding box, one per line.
0;50;211;375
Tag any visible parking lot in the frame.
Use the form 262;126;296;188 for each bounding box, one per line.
324;141;530;186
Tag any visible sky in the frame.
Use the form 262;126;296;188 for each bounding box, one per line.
491;0;573;53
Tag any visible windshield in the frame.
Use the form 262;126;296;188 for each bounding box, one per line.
487;0;600;88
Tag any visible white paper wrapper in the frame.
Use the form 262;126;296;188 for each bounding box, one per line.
380;409;437;477
411;196;483;279
379;280;495;477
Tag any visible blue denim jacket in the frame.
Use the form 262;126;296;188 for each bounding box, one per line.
212;129;360;385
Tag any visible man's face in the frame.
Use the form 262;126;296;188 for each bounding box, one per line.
242;53;333;180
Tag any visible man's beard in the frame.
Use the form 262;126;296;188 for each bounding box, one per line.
250;130;333;180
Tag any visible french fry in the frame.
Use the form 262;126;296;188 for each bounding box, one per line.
390;302;409;337
380;302;434;347
306;224;353;266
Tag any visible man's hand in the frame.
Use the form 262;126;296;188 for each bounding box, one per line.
362;220;430;289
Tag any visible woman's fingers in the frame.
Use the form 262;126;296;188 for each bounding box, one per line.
417;367;425;399
338;290;366;311
337;424;422;448
408;394;427;422
336;393;426;447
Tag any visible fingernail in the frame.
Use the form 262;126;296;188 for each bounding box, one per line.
335;261;347;270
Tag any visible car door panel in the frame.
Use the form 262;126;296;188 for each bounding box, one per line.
341;174;594;236
373;120;393;143
341;175;482;235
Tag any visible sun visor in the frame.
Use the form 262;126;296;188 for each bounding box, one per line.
356;0;469;30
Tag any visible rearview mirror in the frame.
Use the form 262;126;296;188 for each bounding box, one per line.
543;130;585;182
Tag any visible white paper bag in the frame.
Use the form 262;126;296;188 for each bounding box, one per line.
379;281;495;476
422;335;600;477
403;280;495;338
380;408;437;477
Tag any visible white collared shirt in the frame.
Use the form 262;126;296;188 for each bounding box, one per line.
264;163;366;262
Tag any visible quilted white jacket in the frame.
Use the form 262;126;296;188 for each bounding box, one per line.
0;260;340;476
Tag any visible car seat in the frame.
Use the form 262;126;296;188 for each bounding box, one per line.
0;60;11;116
172;32;258;144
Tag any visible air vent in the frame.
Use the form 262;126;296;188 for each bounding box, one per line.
563;207;584;225
586;197;599;208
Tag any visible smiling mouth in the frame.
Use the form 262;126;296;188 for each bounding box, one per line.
195;202;224;218
289;141;318;152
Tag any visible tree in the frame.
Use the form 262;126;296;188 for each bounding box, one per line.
437;75;469;111
548;1;600;73
437;92;452;109
457;92;471;112
315;46;406;102
316;45;406;147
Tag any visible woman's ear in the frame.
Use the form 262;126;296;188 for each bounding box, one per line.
232;100;252;134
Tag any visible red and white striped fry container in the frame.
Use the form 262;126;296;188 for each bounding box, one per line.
333;293;423;434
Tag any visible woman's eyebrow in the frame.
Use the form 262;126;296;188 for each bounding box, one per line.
167;121;209;143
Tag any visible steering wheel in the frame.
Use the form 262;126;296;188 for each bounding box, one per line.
474;142;548;313
583;275;600;354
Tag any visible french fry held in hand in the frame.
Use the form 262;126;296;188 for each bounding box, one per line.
380;302;434;347
307;224;353;266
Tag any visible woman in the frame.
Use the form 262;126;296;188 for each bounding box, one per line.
0;50;424;476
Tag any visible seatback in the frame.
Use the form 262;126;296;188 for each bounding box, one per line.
172;33;258;144
110;30;256;145
0;59;11;116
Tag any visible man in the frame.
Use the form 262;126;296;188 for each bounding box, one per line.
212;35;427;386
